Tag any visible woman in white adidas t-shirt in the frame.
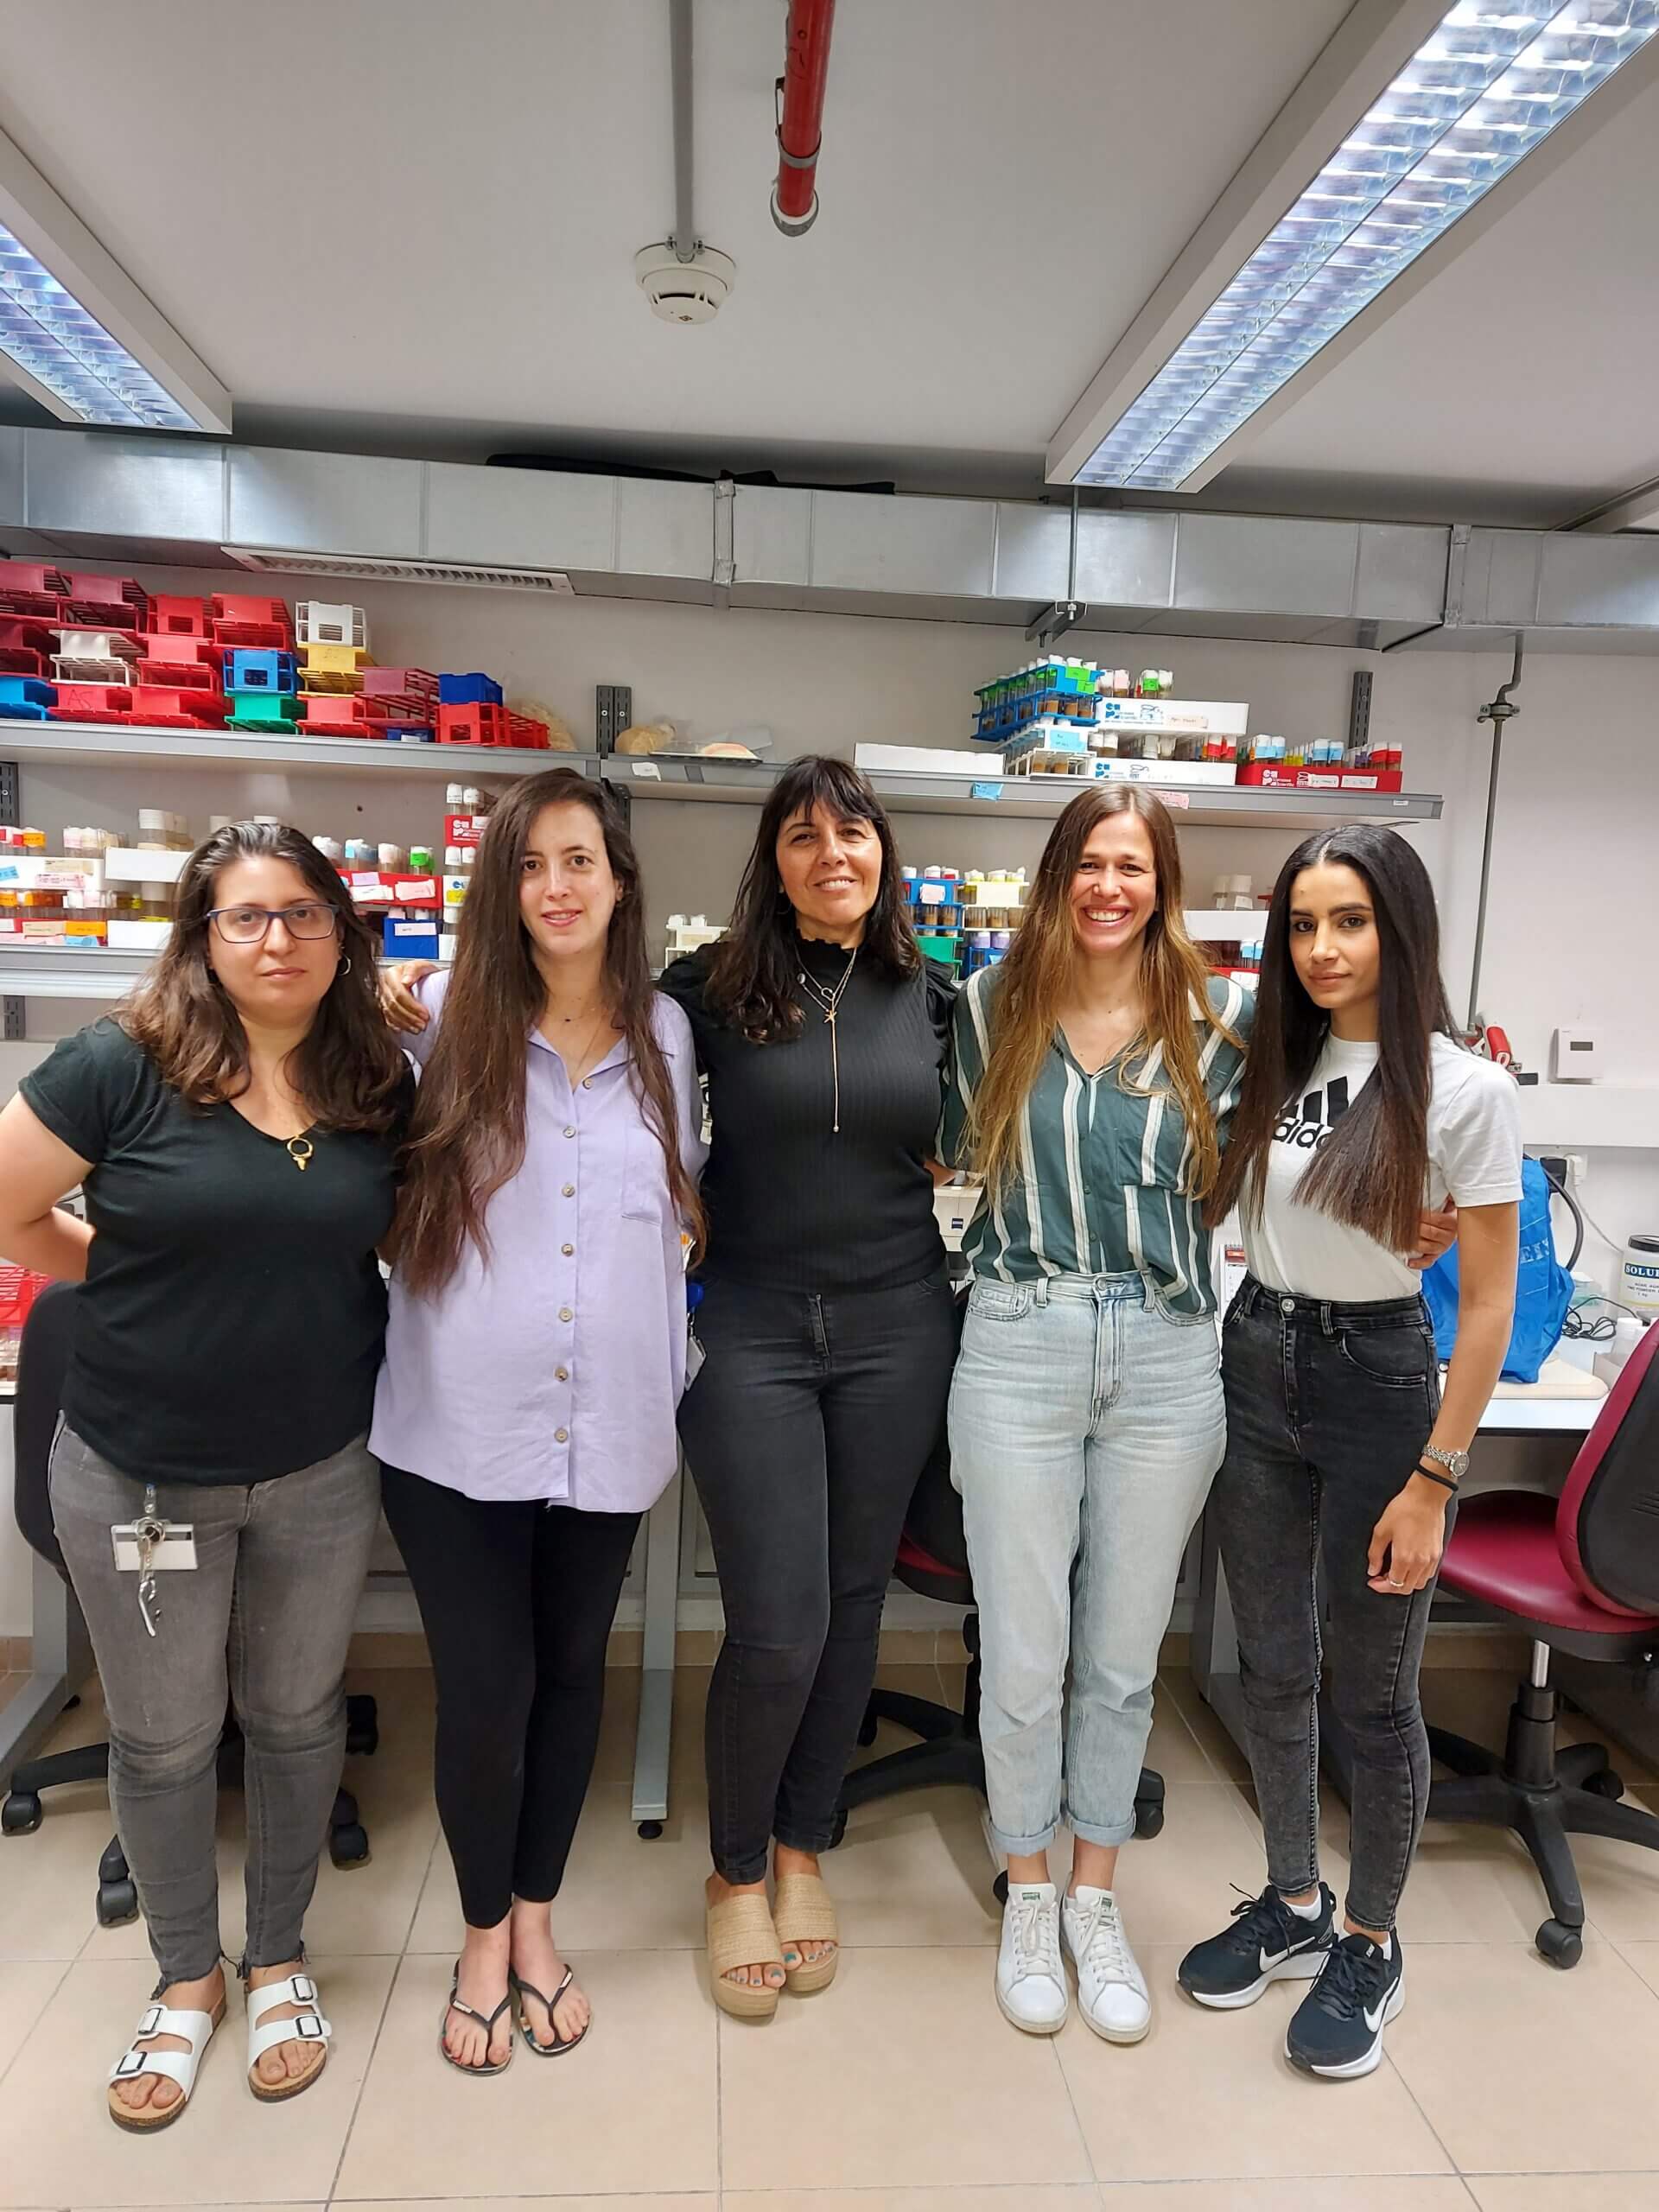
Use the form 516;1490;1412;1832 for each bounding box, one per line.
1177;825;1521;2082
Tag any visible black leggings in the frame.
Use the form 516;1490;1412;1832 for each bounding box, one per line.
380;1464;640;1928
677;1271;958;1885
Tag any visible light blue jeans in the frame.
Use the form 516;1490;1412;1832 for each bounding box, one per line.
949;1272;1225;1856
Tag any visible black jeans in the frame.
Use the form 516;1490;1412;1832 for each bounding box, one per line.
678;1271;959;1885
1211;1278;1448;1936
380;1465;640;1928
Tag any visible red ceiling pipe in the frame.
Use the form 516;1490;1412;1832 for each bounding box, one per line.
772;0;837;236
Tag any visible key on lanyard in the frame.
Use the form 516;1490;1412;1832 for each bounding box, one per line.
136;1485;162;1639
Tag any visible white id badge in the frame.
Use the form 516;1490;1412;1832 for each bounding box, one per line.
111;1522;199;1573
685;1329;706;1385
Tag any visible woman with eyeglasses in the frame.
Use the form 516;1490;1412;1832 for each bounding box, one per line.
0;822;410;2134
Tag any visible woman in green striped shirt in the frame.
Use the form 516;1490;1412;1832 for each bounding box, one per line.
941;785;1249;2045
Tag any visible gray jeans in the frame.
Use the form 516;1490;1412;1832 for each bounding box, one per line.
49;1424;379;1985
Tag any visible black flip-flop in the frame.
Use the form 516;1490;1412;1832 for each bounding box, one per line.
509;1965;589;2056
438;1964;513;2075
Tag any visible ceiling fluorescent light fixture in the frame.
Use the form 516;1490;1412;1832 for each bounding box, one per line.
1077;0;1659;491
0;126;230;432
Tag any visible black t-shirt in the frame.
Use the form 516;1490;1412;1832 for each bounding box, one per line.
21;1019;410;1485
658;937;954;1294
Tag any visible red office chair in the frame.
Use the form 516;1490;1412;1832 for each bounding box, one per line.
1427;1322;1659;1967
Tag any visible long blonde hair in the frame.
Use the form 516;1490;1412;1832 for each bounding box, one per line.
966;785;1237;1198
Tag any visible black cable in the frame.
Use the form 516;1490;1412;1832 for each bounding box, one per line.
1535;1154;1585;1274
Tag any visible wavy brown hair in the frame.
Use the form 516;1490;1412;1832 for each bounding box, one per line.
393;768;703;1294
965;785;1236;1198
119;819;406;1129
1208;824;1458;1250
704;755;919;1042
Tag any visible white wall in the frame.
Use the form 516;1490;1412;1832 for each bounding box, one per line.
3;565;1656;1631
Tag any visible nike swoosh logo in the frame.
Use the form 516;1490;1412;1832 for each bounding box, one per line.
1258;1946;1292;1973
1363;1996;1387;2032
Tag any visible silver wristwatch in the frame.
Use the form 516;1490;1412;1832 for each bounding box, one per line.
1421;1444;1470;1483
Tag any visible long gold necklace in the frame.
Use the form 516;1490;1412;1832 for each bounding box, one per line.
798;944;858;1135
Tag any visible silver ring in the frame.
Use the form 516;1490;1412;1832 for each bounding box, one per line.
1386;1577;1407;1589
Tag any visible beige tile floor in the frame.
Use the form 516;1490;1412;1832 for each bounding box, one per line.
3;1660;1659;2209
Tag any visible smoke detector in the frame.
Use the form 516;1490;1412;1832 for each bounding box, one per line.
634;242;735;325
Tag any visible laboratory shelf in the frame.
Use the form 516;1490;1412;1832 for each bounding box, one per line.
600;754;1443;830
0;945;156;1000
0;720;590;780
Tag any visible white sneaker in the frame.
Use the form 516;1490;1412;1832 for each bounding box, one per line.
1062;1885;1151;2044
995;1882;1068;2035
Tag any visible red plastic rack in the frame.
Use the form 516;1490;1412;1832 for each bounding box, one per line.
507;712;550;750
49;683;132;721
301;694;394;732
145;595;213;638
0;649;47;677
361;666;440;717
0;618;55;655
138;636;222;673
130;686;228;724
437;702;514;747
136;658;221;691
0;563;69;616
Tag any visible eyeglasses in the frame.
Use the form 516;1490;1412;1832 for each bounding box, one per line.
207;902;340;944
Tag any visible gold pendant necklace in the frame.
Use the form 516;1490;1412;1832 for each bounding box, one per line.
798;943;859;1135
285;1135;314;1173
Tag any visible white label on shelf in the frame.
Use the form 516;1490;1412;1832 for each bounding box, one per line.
632;760;662;780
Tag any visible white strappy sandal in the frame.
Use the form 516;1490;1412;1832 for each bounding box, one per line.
107;1995;226;2133
245;1972;332;2103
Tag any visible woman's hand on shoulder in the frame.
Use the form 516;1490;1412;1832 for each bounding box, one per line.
1408;1198;1458;1270
381;961;439;1036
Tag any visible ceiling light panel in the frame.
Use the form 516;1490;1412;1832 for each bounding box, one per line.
0;222;200;430
1078;1;1659;491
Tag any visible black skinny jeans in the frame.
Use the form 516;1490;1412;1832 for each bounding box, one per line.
678;1271;958;1885
1211;1279;1449;1936
380;1465;640;1928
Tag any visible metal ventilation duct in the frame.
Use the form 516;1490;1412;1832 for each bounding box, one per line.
4;427;1659;651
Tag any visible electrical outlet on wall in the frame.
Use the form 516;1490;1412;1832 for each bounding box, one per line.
1565;1154;1588;1189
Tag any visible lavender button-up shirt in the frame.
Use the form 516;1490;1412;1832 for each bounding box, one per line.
370;971;706;1509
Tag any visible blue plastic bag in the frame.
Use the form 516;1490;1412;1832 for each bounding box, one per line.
1420;1155;1571;1385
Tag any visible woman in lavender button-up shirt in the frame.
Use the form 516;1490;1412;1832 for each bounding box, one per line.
372;770;705;2075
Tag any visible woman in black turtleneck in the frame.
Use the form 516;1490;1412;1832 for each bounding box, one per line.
658;755;957;2021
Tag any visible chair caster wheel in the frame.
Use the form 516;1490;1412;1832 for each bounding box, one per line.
329;1822;370;1869
637;1820;664;1840
993;1871;1008;1906
97;1878;139;1927
1584;1767;1624;1802
856;1711;879;1748
1135;1800;1165;1840
2;1791;42;1835
1537;1918;1583;1967
827;1807;848;1850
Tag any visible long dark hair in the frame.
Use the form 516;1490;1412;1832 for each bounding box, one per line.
704;755;919;1041
393;769;704;1294
120;819;405;1131
966;785;1236;1198
1209;824;1458;1249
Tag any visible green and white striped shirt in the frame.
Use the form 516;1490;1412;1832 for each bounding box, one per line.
941;969;1255;1317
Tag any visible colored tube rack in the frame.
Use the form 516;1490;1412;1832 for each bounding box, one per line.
144;594;213;638
507;711;550;749
301;694;395;732
49;683;132;721
438;672;503;705
54;629;140;664
52;656;138;687
361;666;440;717
0;562;69;616
295;601;367;650
0;677;55;720
227;695;303;731
138;634;222;676
437;701;513;746
225;647;297;692
127;687;229;727
210;594;295;650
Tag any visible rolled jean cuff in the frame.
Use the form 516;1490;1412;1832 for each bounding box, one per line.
1271;1861;1322;1905
988;1816;1061;1859
1343;1889;1395;1938
714;1849;771;1887
1065;1807;1138;1851
774;1822;835;1859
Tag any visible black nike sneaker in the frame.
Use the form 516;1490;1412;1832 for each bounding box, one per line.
1286;1929;1405;2079
1178;1882;1337;2009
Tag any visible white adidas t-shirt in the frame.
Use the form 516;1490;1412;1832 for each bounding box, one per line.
1243;1033;1523;1302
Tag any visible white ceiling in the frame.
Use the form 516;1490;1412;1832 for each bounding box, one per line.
0;0;1655;527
